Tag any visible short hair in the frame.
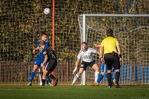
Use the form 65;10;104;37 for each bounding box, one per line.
40;40;45;45
106;28;113;37
41;32;47;36
82;42;87;45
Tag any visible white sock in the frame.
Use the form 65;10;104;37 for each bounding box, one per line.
38;68;42;84
95;71;99;82
72;74;80;84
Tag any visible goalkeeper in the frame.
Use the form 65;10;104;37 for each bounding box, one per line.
72;42;100;85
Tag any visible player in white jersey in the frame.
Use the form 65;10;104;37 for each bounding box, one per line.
72;42;100;85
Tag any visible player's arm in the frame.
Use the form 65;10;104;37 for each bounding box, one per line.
41;54;48;68
99;45;104;62
94;43;100;48
116;39;122;61
73;58;80;74
33;47;39;54
116;45;122;61
90;48;99;55
75;58;81;67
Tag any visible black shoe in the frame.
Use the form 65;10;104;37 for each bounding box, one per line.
54;78;58;86
108;86;111;88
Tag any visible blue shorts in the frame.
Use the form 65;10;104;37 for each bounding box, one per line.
34;56;44;67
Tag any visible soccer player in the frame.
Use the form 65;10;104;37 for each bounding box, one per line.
39;40;58;86
100;28;122;88
92;63;116;86
27;33;52;86
72;42;100;85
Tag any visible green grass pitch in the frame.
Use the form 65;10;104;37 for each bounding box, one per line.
0;86;149;99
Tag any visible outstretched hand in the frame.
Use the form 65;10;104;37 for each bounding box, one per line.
73;66;78;74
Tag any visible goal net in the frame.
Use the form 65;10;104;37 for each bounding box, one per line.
78;14;149;85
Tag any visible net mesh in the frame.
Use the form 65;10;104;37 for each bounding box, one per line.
0;0;149;85
0;0;52;83
78;15;149;84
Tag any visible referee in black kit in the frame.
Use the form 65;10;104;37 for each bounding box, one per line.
99;28;122;88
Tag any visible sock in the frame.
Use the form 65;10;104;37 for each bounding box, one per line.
42;79;46;86
111;78;115;83
116;72;120;85
107;73;111;86
97;74;104;83
46;76;51;83
38;68;42;84
72;74;80;84
29;70;35;82
110;73;114;83
49;74;56;80
95;71;99;82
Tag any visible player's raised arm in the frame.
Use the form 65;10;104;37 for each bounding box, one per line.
94;43;101;48
32;47;39;54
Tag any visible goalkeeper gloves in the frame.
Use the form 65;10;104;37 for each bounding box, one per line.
73;66;78;74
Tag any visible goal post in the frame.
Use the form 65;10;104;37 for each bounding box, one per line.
78;14;149;85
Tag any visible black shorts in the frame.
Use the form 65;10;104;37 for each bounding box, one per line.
104;53;120;70
80;60;95;70
44;59;57;72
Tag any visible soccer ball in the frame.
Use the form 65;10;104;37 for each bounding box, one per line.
44;8;50;15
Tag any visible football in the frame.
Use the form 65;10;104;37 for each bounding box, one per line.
44;8;50;14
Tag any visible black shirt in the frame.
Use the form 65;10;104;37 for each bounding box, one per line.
42;47;57;61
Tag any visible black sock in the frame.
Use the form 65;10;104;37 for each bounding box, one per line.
107;73;111;86
49;74;56;80
116;72;120;85
42;79;46;86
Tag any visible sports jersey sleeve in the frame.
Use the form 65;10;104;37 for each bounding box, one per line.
89;48;96;53
45;41;50;47
37;40;40;46
77;50;82;59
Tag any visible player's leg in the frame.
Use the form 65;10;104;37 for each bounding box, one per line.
104;55;112;88
93;63;106;86
45;59;58;86
91;63;99;82
27;65;38;86
48;74;58;86
38;68;42;85
115;69;120;87
46;75;52;86
113;56;121;88
104;73;116;85
97;72;105;83
72;68;84;85
42;69;48;86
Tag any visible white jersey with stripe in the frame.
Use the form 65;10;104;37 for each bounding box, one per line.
77;47;96;62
